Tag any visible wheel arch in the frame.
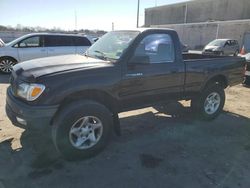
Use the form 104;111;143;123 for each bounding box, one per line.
202;74;228;90
52;89;121;136
0;56;18;63
57;89;120;114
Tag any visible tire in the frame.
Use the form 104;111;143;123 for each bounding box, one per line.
191;84;225;121
52;100;113;161
243;76;250;86
0;57;17;74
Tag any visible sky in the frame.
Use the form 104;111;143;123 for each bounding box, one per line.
0;0;189;31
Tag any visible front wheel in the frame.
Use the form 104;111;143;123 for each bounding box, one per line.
191;84;225;120
243;76;250;86
0;57;17;74
52;100;113;161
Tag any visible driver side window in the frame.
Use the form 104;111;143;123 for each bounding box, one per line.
134;33;175;64
18;36;40;48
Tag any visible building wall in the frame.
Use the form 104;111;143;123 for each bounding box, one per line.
153;20;250;49
145;0;250;26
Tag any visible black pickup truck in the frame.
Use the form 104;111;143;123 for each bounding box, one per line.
6;28;245;160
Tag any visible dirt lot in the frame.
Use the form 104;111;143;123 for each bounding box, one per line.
0;74;250;188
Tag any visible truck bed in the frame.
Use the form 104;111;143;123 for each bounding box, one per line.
182;53;245;97
183;53;234;60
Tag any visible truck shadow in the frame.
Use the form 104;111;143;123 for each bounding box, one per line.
0;102;249;186
0;74;10;84
119;101;195;137
119;101;250;138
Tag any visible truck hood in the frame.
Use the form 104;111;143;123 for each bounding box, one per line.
13;54;111;81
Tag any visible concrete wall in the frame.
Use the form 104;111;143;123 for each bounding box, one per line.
153;20;250;49
145;0;250;26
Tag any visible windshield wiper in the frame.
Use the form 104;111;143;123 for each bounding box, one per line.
94;50;108;60
86;50;117;62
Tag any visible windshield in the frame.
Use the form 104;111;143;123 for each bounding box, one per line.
86;31;140;61
207;39;226;47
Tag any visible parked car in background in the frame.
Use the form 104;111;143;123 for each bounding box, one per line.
241;53;250;86
0;33;93;73
202;39;239;56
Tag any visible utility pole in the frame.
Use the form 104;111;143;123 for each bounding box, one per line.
137;0;140;28
184;3;188;24
112;22;114;31
74;10;78;31
216;23;220;39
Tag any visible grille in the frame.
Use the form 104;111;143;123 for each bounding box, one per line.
205;49;213;52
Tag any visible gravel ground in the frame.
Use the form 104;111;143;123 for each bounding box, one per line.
0;74;250;188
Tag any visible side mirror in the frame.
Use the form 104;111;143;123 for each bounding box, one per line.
129;55;150;64
19;43;26;47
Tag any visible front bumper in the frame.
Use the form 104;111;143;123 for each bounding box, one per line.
5;87;59;131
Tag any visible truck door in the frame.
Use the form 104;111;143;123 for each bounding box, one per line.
120;32;185;108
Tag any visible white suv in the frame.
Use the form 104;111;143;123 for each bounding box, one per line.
0;33;93;73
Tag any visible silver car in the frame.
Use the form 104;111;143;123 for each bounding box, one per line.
0;33;93;73
202;39;240;56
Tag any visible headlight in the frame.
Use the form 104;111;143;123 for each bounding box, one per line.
17;83;45;101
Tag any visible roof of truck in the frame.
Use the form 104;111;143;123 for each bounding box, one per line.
115;27;175;33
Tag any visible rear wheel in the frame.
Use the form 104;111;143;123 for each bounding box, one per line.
191;84;225;120
52;100;113;161
0;57;17;74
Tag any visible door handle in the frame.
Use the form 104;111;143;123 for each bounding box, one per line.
126;73;143;77
41;49;46;52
